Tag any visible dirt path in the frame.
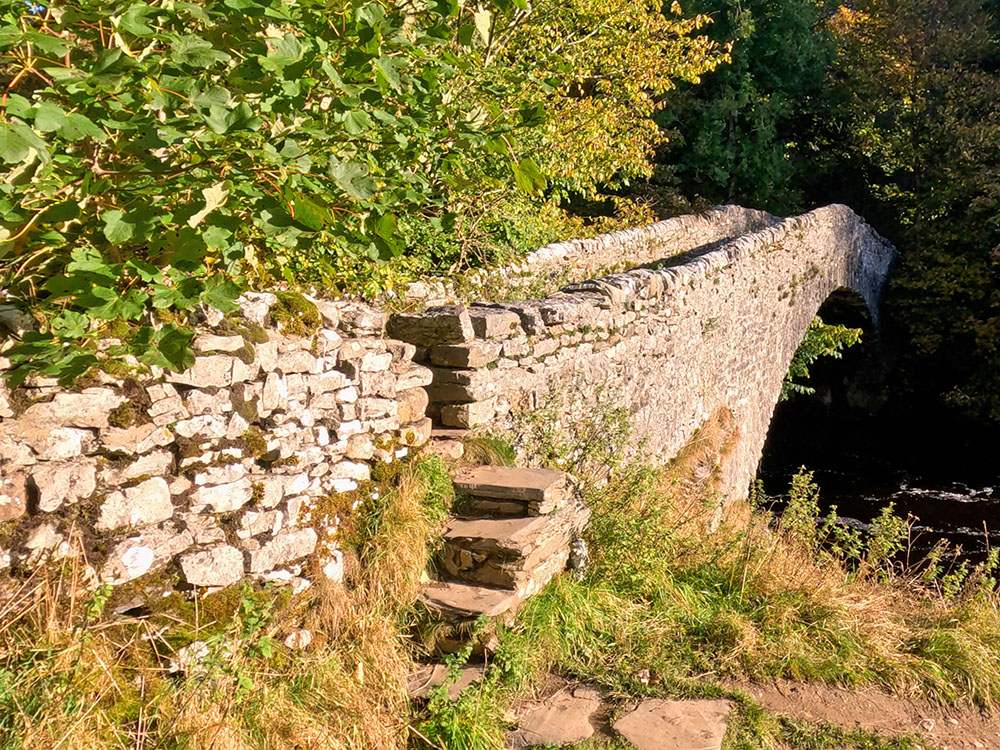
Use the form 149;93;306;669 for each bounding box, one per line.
737;679;1000;749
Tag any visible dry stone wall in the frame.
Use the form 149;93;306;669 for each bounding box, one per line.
389;204;896;502
0;294;433;594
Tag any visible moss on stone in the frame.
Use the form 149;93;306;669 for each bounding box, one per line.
107;402;138;429
269;455;300;469
250;482;265;506
241;427;268;458
270;292;320;337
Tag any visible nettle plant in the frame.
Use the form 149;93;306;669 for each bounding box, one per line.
0;0;534;385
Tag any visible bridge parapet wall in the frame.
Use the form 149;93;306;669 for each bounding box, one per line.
390;204;896;500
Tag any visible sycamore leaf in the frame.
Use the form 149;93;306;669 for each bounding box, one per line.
188;181;230;227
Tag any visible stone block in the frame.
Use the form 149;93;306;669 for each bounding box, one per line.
30;458;97;512
101;424;174;455
337;302;386;337
468;307;522;339
190;478;254;514
397;386;429;424
440;399;496;429
398;417;433;447
101;525;195;585
20;388;126;430
429;341;501;368
358;397;398;420
243;527;318;573
396;364;433;390
0;473;27;523
97;477;174;530
180;545;245;587
426;383;482;404
386;305;475;346
279;350;321;374
193;334;245;353
165;355;241;388
330;460;371;482
612;699;730;750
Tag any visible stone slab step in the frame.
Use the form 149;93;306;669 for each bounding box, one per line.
440;499;590;591
452;465;569;515
420;580;523;621
431;428;470;440
407;663;485;700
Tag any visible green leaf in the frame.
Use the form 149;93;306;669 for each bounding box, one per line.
512;157;547;194
343;110;371;135
50;311;90;339
259;30;302;72
34;102;67;132
374;56;402;91
290;192;327;231
330;160;376;201
0;123;38;164
117;4;157;36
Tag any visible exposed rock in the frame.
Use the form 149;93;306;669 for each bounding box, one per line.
190;478;254;514
179;545;245;587
22;522;71;563
429;341;502;368
238;291;276;326
396;364;434;390
399;417;433;447
0;473;28;523
397;386;429;424
20;388;126;429
612;699;731;750
30;458;97;512
193;334;246;353
387;305;475;346
338;302;386;337
97;477;174;531
425;438;465;461
101;525;195;585
284;628;312;650
243;527;318;573
440;399;497;429
101;424;174;455
508;685;602;749
407;664;485;700
2;422;95;461
165;355;250;388
468;307;522;339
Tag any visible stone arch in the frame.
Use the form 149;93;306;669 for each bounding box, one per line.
388;203;897;506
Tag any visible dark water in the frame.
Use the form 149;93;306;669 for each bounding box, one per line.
758;399;1000;563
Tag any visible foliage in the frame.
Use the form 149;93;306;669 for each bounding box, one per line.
781;315;863;400
474;0;727;200
0;0;540;382
658;0;835;212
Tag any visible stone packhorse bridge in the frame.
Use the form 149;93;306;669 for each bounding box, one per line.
390;203;896;502
0;203;894;594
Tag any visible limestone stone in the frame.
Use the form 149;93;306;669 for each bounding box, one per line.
452;465;568;509
243;527;318;573
313;299;341;328
361;350;393;372
508;685;602;749
22;522;70;563
429;341;501;368
174;414;228;439
358;397;398;420
101;424;173;455
190;478;254;513
101;525;195;585
468;307;522;339
425;438;465;461
183;389;232;416
387;340;418;370
180;545;245;587
330;460;370;482
346;433;376;460
407;664;485;700
193;334;246;353
420;579;522;621
2;422;95;461
397;386;429;424
337;302;386;337
309;371;350;394
612;699;731;750
0;473;28;523
387;305;475;346
20;388;126;429
165;354;242;388
30;458;97;512
279;350;320;374
399;417;433;447
192;463;246;486
426;383;483;403
391;369;431;397
97;477;173;530
237;291;275;325
440;399;496;429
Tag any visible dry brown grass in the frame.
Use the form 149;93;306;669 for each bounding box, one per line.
0;459;448;750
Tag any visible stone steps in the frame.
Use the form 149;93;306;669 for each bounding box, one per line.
418;463;587;629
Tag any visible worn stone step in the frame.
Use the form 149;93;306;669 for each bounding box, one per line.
440;499;589;592
406;663;485;700
420;580;523;621
451;465;569;515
